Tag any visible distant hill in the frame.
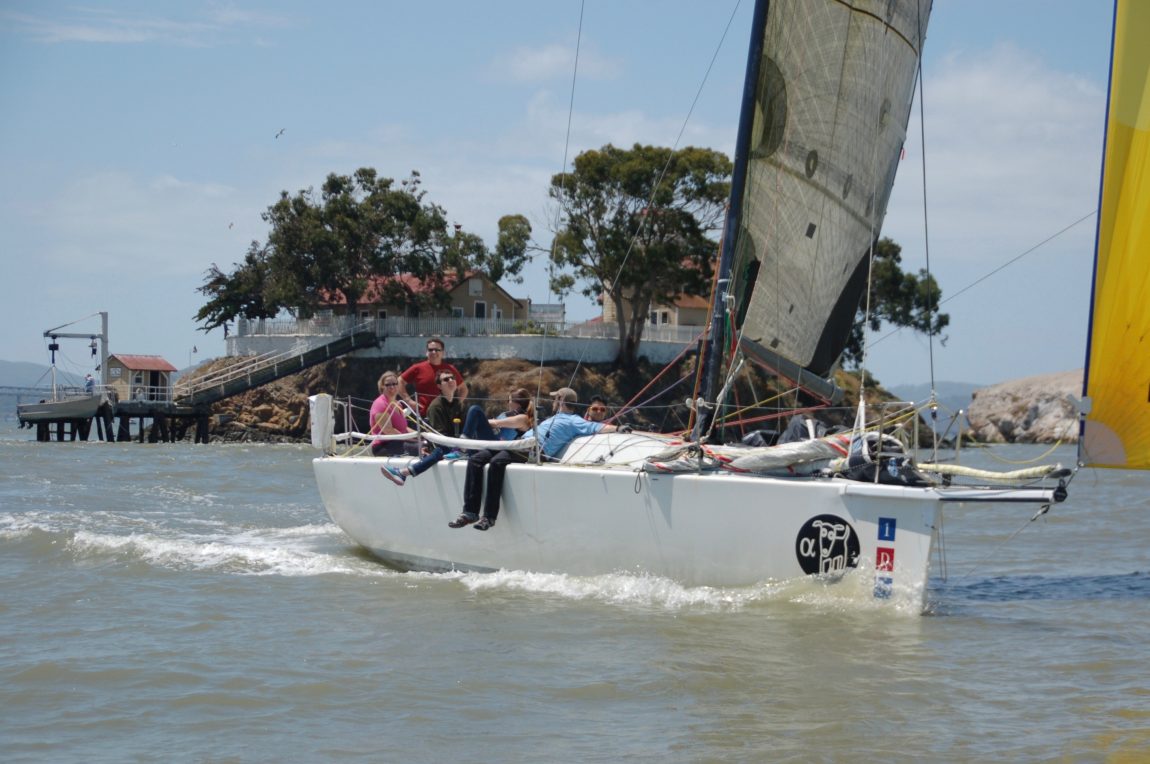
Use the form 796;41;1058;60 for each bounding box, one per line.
0;359;83;389
887;381;982;434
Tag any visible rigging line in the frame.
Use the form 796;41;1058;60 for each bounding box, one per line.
868;209;1098;349
547;0;586;397
614;334;703;418
912;0;940;463
604;0;743;294
720;384;802;421
688;242;726;434
984;433;1075;465
857;12;892;420
953;505;1053;581
613;372;695;426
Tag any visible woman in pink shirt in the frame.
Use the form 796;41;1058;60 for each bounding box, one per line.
369;371;409;456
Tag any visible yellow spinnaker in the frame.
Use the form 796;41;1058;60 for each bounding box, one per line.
1082;0;1150;469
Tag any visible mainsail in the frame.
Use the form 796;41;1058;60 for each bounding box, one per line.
1081;0;1150;470
720;0;930;399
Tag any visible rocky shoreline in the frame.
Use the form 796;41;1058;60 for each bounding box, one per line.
966;369;1082;444
186;356;1084;446
195;356;701;444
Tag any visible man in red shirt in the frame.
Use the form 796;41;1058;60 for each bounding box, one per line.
399;337;468;416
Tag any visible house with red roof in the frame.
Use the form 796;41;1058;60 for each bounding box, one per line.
602;292;710;329
106;354;178;402
318;272;529;324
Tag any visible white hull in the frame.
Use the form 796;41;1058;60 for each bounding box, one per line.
313;435;942;607
17;394;102;422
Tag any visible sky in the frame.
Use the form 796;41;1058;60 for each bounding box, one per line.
0;0;1117;387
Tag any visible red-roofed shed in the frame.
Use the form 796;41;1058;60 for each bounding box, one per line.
107;354;178;402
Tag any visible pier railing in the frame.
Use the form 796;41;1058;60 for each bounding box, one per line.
234;316;705;345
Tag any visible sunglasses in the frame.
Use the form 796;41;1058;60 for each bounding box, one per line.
426;347;443;353
438;377;456;385
384;382;399;387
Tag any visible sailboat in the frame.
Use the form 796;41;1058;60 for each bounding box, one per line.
17;312;110;424
309;0;1145;610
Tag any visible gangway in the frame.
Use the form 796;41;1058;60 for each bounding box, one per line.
173;324;379;407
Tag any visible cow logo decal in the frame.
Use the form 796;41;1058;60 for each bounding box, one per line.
795;514;860;576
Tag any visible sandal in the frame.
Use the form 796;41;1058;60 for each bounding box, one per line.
473;518;494;531
448;513;478;528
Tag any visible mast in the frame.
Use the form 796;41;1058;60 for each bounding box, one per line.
698;0;770;439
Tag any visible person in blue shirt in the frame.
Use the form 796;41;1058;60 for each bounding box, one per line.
448;387;625;530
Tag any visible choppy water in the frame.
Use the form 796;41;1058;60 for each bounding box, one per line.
2;422;1148;762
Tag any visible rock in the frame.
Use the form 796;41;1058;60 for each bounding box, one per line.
967;370;1082;443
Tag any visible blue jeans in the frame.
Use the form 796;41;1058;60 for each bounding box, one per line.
409;406;498;476
462;405;499;441
408;446;446;477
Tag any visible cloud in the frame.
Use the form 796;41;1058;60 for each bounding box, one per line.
871;44;1105;384
21;171;252;280
494;42;622;83
2;5;291;46
884;43;1105;267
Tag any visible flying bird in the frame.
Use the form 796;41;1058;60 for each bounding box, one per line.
228;222;234;229
275;128;285;139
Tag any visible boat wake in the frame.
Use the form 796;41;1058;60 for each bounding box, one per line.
2;508;926;613
451;565;927;614
0;509;383;577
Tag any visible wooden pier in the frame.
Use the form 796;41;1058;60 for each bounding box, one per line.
13;326;379;444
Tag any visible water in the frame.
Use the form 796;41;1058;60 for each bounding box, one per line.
3;422;1149;762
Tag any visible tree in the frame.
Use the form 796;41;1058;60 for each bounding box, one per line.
194;242;278;332
489;214;534;285
440;214;534;287
261;168;448;318
549;144;731;367
195;168;536;334
843;237;949;368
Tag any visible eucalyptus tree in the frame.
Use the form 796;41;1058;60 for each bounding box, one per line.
843;237;949;369
549;143;732;367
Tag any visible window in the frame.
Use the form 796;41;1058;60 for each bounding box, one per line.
494;306;503;319
109;367;122;379
377;309;387;320
451;307;465;319
474;301;487;319
359;310;371;319
469;278;484;296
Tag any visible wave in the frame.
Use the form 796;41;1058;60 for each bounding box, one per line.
934;571;1150;604
448;564;927;615
66;523;381;577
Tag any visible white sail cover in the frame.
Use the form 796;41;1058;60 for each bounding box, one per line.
731;0;930;378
